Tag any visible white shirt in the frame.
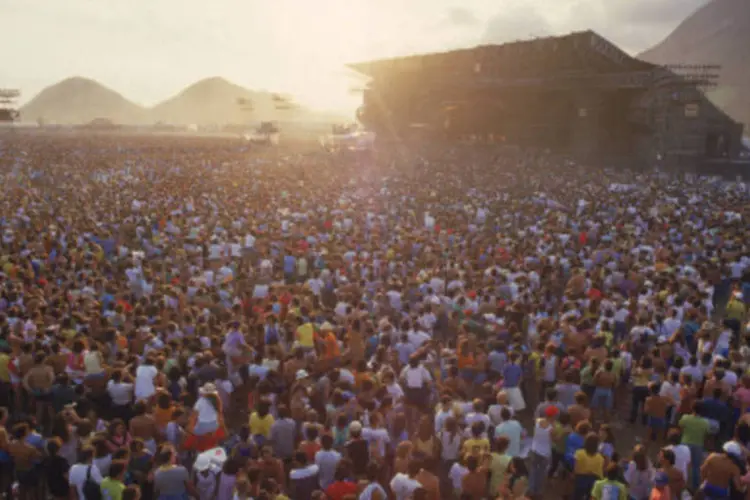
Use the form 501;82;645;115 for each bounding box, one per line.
69;463;103;500
390;473;422;500
659;381;681;406
386;382;405;402
314;449;341;489
464;412;491;431
434;409;452;433
530;420;553;458
663;318;681;337
449;463;468;491
665;444;691;482
363;427;391;458
194;397;218;424
401;365;432;389
107;381;134;406
407;330;431;350
440;430;462;461
134;365;158;401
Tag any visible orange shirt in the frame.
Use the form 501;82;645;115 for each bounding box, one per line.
322;333;340;359
154;406;173;430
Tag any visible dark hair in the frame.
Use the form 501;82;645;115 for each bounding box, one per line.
109;461;127;479
122;485;141;500
584;432;600;455
78;446;95;463
633;445;649;470
660;448;675;466
605;463;620;480
47;437;61;456
311;428;331;448
500;407;512;421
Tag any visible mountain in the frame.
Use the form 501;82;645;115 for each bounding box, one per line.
19;76;345;126
151;77;310;125
20;77;148;124
639;0;750;126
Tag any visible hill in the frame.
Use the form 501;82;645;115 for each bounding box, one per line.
150;77;324;125
20;77;148;125
639;0;750;126
20;76;342;126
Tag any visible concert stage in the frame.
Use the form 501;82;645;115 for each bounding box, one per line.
349;31;743;168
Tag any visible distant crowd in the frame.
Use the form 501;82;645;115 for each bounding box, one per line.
0;132;748;500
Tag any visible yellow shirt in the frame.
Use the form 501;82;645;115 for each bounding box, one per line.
726;300;746;321
0;354;9;383
462;438;490;458
574;450;604;477
296;323;314;348
249;412;275;439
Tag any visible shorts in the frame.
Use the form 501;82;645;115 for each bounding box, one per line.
592;387;613;410
701;482;729;498
648;416;666;429
405;386;429;407
16;468;37;487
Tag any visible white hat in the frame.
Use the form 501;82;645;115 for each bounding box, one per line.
194;454;212;472
199;383;218;396
349;420;362;433
320;322;334;331
295;369;309;381
723;441;742;458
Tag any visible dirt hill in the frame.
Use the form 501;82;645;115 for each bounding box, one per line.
20;76;340;126
20;77;148;125
639;0;750;126
151;77;309;125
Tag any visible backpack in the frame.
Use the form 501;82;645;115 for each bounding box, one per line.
83;466;103;500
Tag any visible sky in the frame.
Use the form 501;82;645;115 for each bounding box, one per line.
0;0;709;115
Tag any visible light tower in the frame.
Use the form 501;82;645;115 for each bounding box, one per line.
0;89;20;122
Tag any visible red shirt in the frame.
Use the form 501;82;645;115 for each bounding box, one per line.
325;481;358;500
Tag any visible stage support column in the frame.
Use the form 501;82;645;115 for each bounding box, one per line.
570;90;603;161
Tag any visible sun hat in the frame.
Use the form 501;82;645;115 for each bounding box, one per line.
194;454;212;472
723;440;743;458
199;383;218;396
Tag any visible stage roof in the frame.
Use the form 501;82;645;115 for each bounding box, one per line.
348;31;655;81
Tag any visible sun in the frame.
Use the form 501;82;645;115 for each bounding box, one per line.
271;0;377;113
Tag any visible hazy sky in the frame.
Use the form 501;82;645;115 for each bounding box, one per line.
0;0;708;114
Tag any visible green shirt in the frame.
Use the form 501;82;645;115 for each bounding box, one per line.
581;365;595;386
591;479;628;500
489;452;512;495
101;477;126;500
679;414;710;446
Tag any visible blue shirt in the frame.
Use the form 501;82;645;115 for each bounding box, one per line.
565;432;585;464
283;255;296;274
503;363;522;388
488;351;507;374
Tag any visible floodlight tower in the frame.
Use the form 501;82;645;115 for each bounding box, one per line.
0;89;20;123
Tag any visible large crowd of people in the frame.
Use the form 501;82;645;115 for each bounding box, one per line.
0;131;748;500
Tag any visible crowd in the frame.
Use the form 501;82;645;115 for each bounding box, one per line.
0;131;748;500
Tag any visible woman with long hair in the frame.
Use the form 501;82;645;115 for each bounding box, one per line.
623;445;655;500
